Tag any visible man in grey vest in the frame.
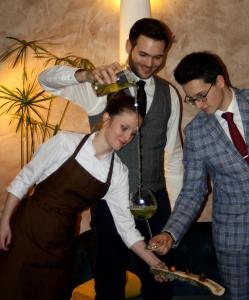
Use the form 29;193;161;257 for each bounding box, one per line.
39;18;183;300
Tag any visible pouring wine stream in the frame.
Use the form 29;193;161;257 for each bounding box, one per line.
129;85;157;239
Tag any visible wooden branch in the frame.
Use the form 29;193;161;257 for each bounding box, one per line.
151;267;225;296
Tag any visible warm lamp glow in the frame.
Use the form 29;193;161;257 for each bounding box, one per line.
114;0;120;10
119;0;151;63
0;56;41;89
105;0;120;12
0;66;24;88
150;0;164;11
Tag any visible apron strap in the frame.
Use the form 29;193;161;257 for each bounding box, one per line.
72;134;91;157
73;133;115;185
106;152;115;185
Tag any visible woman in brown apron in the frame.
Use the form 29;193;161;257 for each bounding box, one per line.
0;92;165;300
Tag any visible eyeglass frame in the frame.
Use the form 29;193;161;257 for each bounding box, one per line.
184;82;214;106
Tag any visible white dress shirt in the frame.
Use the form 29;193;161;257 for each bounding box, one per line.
7;131;143;248
39;65;183;208
215;88;246;140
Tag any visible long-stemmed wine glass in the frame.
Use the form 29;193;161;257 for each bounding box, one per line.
129;83;157;239
129;189;157;238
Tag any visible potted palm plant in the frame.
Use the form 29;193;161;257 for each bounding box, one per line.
0;37;94;167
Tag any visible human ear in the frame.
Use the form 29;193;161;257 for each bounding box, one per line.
102;112;111;127
126;40;132;55
216;75;225;88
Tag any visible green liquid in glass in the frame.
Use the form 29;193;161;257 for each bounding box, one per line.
93;82;135;97
130;205;157;220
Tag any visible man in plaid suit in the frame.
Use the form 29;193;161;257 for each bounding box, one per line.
149;51;249;300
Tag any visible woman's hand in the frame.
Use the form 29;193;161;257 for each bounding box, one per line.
0;192;21;250
130;240;169;282
150;258;169;283
0;218;12;250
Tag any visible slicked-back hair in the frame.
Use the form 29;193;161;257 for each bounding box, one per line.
129;18;172;51
174;51;231;86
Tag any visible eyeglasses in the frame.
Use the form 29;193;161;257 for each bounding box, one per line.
184;83;214;106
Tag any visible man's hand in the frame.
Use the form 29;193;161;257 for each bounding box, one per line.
91;62;122;84
148;232;174;255
75;62;122;84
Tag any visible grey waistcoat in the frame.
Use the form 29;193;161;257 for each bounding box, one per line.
89;76;171;193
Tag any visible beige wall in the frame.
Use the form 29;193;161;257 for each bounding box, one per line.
0;0;249;224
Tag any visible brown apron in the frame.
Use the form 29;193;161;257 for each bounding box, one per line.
0;134;114;300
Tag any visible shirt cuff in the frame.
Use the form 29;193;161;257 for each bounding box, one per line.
163;230;177;244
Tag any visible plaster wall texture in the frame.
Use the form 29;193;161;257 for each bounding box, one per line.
0;0;249;227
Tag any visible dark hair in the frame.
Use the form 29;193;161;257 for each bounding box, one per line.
174;51;231;86
92;91;142;132
104;91;143;118
129;18;172;50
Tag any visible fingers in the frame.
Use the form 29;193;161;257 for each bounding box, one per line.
0;237;8;250
152;262;169;282
91;62;122;84
154;273;166;282
148;233;173;255
156;260;167;270
147;238;165;251
154;244;169;256
5;233;11;250
0;228;11;251
148;235;166;250
110;62;123;73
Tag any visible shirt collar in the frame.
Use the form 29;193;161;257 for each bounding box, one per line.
132;73;154;86
86;132;114;160
215;88;238;119
132;72;155;99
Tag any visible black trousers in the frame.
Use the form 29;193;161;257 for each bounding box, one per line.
92;188;173;300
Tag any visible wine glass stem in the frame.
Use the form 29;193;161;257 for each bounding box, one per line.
146;220;152;239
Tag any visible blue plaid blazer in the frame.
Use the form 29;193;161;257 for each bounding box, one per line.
164;88;249;252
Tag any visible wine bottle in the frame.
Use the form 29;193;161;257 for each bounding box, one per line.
92;66;136;97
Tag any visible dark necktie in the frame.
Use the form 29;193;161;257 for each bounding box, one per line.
136;80;147;118
221;112;249;164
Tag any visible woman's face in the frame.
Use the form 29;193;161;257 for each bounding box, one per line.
104;111;142;151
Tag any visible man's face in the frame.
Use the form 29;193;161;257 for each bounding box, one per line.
126;35;166;79
182;77;231;115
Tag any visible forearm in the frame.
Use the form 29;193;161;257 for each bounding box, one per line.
0;193;21;250
75;68;93;83
39;65;103;114
165;86;183;207
105;177;146;249
1;193;21;224
162;190;205;247
164;125;208;244
164;138;183;208
39;65;80;90
130;240;165;268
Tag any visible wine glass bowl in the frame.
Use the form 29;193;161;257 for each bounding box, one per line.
129;189;157;220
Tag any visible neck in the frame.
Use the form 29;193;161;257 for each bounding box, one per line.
221;86;233;111
92;131;112;159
